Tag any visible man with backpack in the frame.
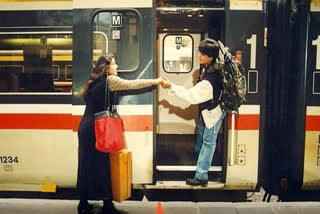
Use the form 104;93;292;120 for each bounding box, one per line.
161;38;226;186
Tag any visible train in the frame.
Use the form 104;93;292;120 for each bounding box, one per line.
0;0;319;201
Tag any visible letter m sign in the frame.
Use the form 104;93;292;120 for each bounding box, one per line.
111;14;122;27
175;37;182;45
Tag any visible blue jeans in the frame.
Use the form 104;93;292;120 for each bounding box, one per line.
194;112;226;180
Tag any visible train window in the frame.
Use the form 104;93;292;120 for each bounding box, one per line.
163;35;193;73
92;11;140;72
0;32;73;93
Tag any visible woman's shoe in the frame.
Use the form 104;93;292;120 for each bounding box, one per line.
102;204;120;214
77;203;93;214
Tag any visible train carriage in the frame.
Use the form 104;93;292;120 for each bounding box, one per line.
262;0;320;201
304;0;320;190
0;0;319;201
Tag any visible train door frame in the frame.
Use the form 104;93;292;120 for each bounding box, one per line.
153;5;228;188
150;0;265;193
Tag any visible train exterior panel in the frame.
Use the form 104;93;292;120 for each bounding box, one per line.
303;1;320;190
224;0;264;190
0;104;77;191
304;107;320;189
225;106;260;190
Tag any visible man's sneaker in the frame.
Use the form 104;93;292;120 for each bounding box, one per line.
186;177;208;187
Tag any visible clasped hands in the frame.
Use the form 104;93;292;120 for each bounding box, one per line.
155;76;171;89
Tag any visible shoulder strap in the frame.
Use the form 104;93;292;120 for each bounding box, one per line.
104;77;111;111
104;76;118;113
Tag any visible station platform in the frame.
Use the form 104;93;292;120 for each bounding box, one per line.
0;199;320;214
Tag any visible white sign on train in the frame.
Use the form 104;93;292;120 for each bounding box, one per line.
112;30;121;40
111;14;122;27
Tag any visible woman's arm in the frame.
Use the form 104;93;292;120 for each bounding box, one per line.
108;75;161;91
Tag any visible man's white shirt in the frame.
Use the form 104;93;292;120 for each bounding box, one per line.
169;80;222;129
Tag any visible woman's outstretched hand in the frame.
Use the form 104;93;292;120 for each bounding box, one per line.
153;76;171;89
154;77;164;85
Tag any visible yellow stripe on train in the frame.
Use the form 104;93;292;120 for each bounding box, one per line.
230;0;263;11
311;0;320;12
0;55;100;61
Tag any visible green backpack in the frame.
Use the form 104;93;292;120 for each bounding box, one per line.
217;41;247;115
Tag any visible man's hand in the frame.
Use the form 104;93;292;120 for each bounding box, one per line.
160;76;172;89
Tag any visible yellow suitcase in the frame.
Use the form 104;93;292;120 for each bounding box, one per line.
109;149;132;202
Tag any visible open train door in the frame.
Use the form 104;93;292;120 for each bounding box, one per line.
223;0;265;190
152;1;229;194
151;0;265;195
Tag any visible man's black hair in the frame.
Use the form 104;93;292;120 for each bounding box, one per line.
198;39;220;59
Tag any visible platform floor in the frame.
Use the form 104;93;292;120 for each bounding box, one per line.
0;199;320;214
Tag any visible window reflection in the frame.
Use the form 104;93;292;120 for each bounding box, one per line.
92;11;140;72
0;32;72;93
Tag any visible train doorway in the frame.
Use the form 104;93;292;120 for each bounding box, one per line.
154;6;227;188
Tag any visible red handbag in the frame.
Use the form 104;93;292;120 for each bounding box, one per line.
94;78;125;153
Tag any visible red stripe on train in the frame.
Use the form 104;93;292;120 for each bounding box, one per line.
72;115;153;132
227;114;260;130
0;114;72;129
225;114;319;131
0;114;153;132
306;115;320;131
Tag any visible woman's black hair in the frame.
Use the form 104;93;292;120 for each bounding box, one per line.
79;53;114;98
